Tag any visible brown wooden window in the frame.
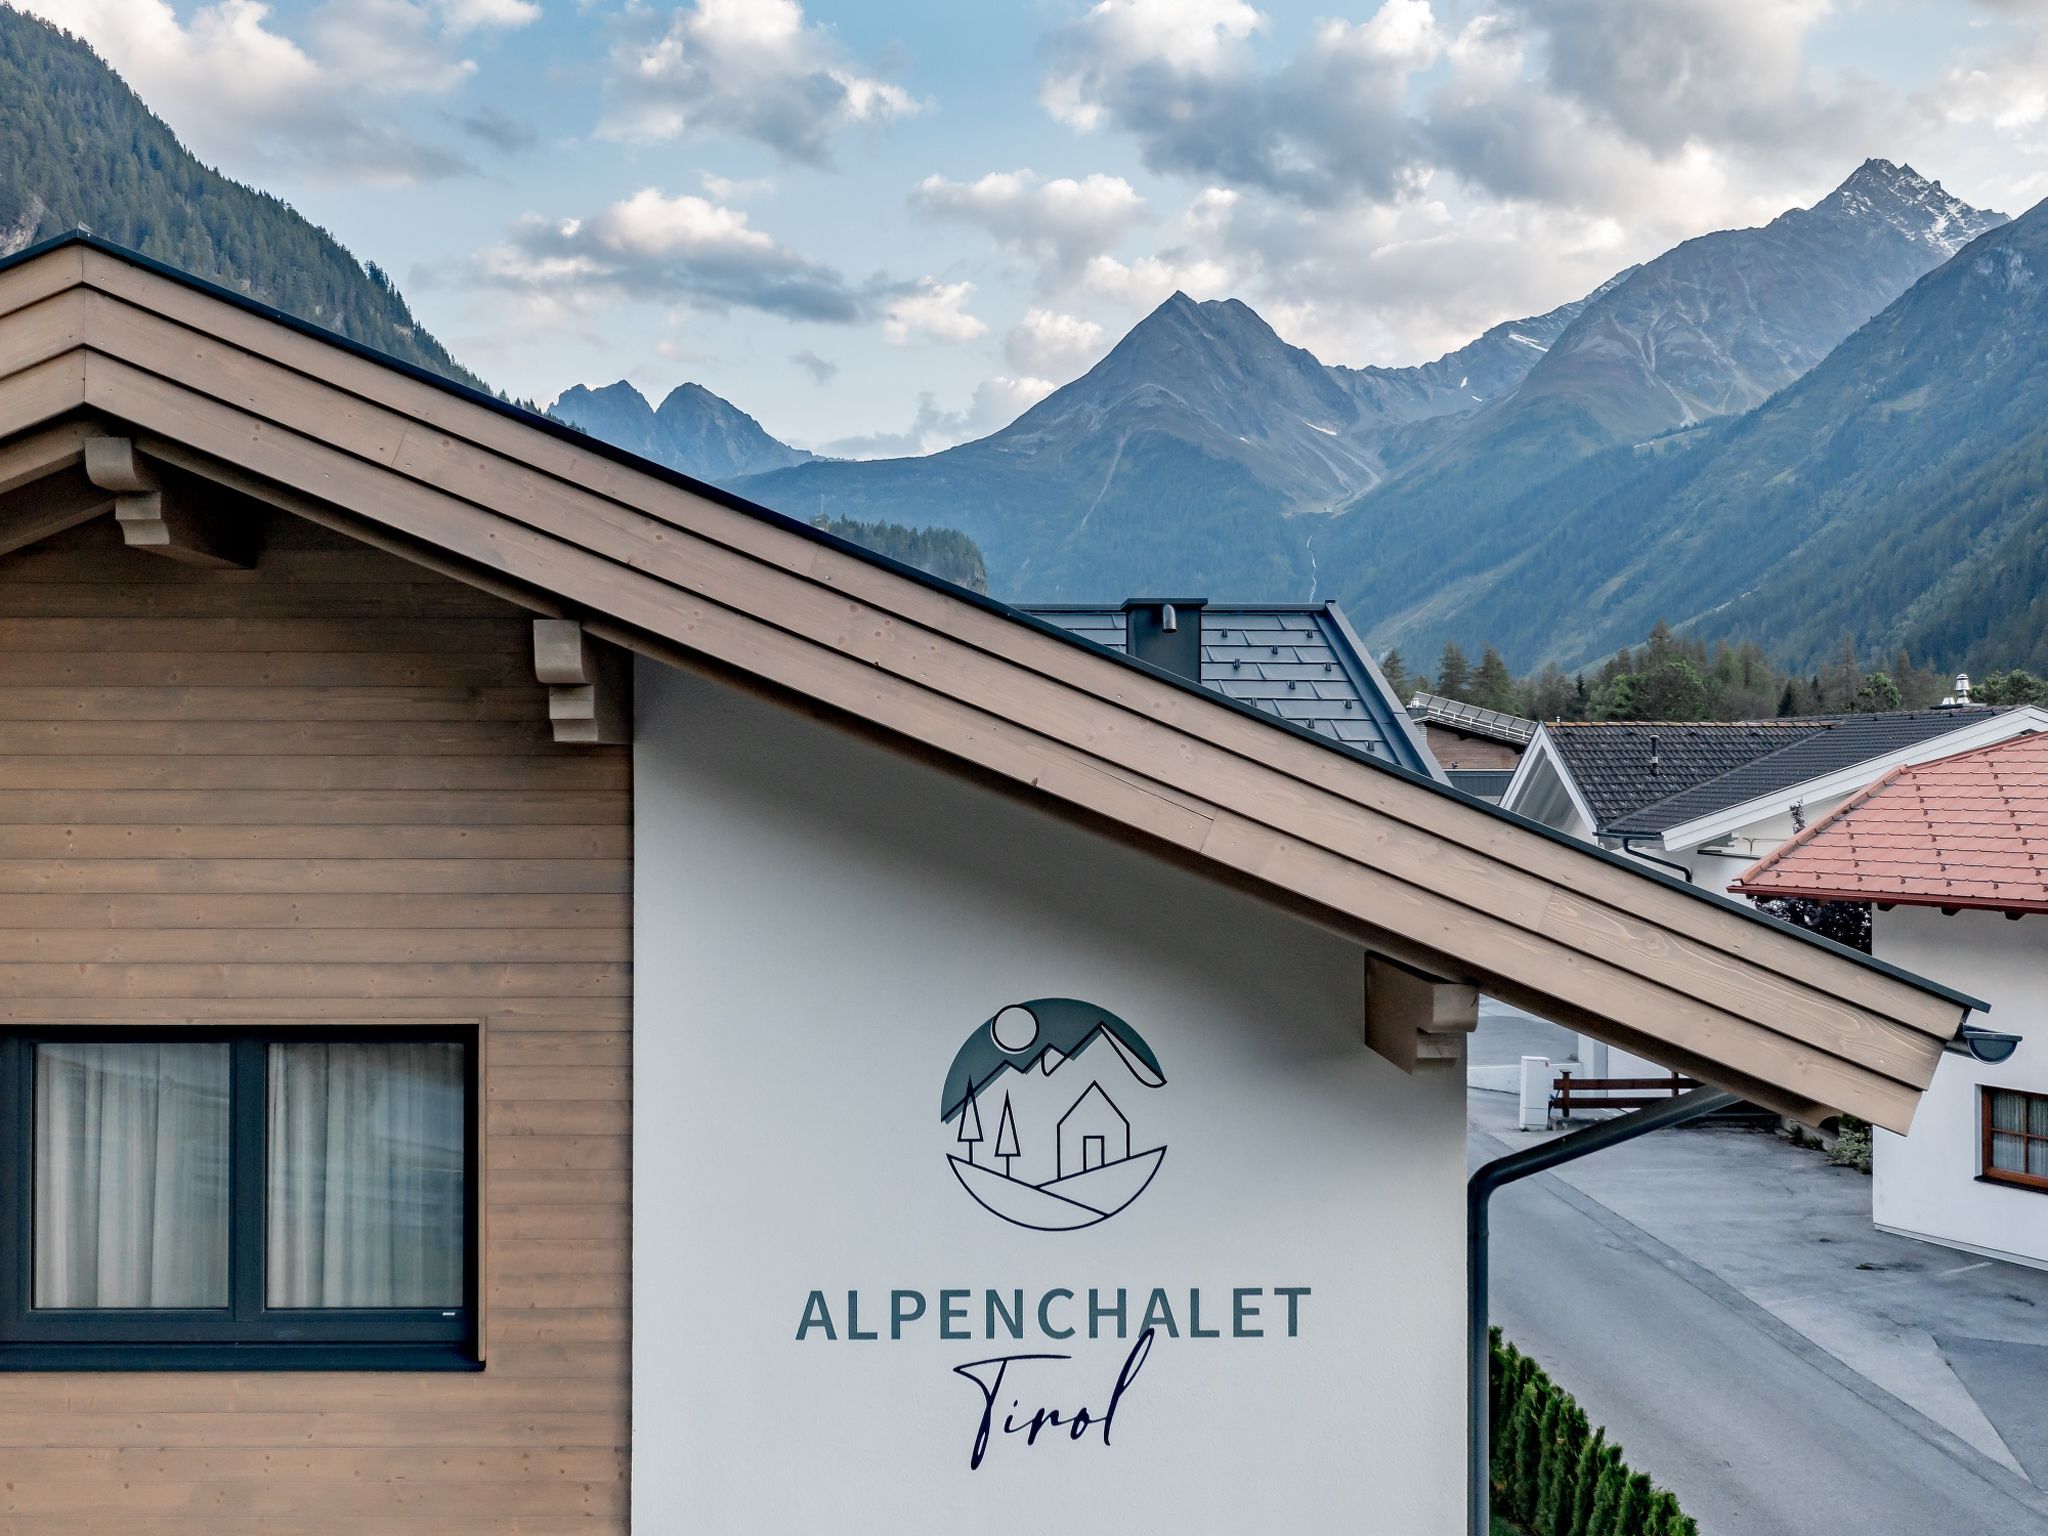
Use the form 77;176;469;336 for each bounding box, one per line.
0;1026;480;1371
1982;1086;2048;1193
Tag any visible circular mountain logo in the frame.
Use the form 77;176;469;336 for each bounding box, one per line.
939;999;1168;1231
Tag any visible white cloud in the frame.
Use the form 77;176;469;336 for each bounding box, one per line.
470;186;867;321
1004;308;1108;375
600;0;919;163
1040;0;1434;207
437;0;538;31
882;277;987;343
1930;23;2048;131
19;0;496;182
1082;251;1233;308
701;171;776;201
911;170;1146;285
822;375;1055;458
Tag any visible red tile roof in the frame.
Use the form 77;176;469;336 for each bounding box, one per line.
1734;731;2048;912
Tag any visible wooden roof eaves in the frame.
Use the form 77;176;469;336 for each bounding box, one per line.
0;240;1990;1129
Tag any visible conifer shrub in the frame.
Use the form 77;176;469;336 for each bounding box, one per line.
1487;1336;1692;1536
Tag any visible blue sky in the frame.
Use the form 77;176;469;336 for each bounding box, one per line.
21;0;2048;453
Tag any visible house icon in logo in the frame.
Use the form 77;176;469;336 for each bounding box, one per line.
1057;1082;1128;1178
940;999;1167;1231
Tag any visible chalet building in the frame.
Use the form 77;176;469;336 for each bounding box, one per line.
0;235;1989;1534
1736;735;2048;1271
1505;709;2048;1082
1405;692;1536;802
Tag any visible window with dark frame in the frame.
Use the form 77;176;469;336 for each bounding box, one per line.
1982;1085;2048;1193
0;1026;480;1371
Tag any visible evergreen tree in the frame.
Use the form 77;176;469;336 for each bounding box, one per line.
1579;1442;1623;1536
1380;648;1416;705
1564;1431;1606;1536
1507;1378;1549;1520
1471;646;1520;713
1612;1471;1653;1534
1535;1402;1588;1536
1436;642;1472;702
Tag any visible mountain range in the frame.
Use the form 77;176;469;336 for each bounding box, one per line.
9;9;2041;681
718;159;2006;662
549;379;814;484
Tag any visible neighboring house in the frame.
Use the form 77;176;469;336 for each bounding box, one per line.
1735;735;2048;1271
1502;706;2048;1078
1031;601;1439;776
0;235;1983;1536
1406;693;1537;802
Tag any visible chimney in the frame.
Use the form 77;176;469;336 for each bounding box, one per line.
1955;672;1972;705
1122;598;1207;684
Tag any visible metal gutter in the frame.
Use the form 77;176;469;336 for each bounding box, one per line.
1467;1087;1740;1536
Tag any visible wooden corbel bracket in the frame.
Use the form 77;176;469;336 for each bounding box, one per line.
1364;954;1479;1074
85;436;254;568
532;619;632;745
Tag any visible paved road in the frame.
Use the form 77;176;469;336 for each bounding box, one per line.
1480;1124;2048;1535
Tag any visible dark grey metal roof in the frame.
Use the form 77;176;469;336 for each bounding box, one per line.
1545;720;1824;831
1409;692;1538;747
1446;768;1516;802
1027;603;1439;777
1609;708;2004;835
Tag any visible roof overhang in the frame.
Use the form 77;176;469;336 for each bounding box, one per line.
0;235;1985;1132
1638;708;2048;851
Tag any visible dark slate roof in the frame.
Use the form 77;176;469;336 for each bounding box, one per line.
1027;603;1438;776
1609;708;2005;835
1544;720;1823;831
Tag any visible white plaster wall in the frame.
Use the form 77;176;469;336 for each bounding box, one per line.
1873;906;2048;1268
632;662;1469;1535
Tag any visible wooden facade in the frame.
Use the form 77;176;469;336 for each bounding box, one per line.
0;511;631;1533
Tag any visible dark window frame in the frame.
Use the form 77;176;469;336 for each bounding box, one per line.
0;1024;481;1371
1980;1084;2048;1194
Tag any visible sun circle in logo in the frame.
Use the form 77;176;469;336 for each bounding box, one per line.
939;999;1168;1232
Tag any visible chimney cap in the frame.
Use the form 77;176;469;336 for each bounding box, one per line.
1119;597;1209;612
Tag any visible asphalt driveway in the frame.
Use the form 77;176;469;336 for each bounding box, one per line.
1472;1088;2048;1534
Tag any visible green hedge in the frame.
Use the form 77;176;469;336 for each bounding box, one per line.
1489;1330;1698;1536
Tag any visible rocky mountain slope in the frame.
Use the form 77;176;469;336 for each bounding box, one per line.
1328;161;2005;654
730;286;1592;599
549;379;813;485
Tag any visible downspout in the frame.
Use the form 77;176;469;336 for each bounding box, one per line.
1468;1086;1740;1536
1619;835;1692;884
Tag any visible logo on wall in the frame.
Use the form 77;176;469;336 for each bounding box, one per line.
940;999;1167;1231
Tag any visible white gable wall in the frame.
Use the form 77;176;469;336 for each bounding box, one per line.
631;662;1468;1533
1872;906;2048;1269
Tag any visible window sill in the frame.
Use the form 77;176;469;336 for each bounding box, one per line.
0;1342;483;1372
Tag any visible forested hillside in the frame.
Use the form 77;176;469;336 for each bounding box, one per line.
0;7;483;389
1399;194;2048;677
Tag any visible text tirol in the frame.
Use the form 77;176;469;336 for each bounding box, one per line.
793;1285;1310;1342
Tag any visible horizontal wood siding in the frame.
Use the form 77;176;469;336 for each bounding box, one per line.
0;512;631;1533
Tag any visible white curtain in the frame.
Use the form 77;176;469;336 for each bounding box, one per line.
266;1041;465;1309
33;1042;231;1309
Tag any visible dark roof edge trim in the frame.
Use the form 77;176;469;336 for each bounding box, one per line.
0;230;1984;1014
